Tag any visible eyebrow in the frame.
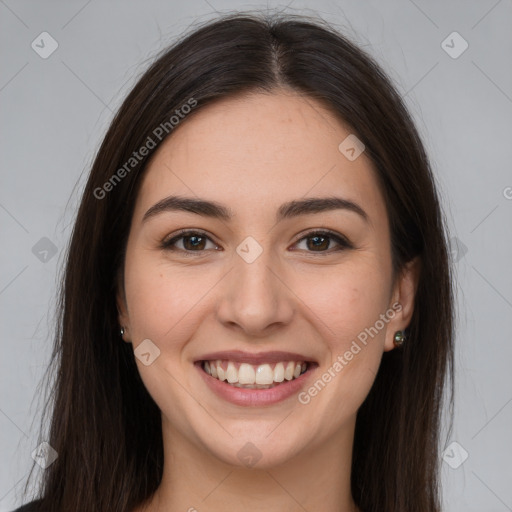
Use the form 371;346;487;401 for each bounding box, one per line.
142;195;370;224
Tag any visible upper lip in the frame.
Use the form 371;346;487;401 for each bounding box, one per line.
195;350;317;365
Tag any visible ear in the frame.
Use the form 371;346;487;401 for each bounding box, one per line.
116;268;131;343
383;256;421;352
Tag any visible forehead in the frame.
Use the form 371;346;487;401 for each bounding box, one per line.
134;91;387;226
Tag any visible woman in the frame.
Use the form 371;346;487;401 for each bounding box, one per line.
14;11;454;512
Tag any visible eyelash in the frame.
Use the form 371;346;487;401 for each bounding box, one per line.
160;229;353;256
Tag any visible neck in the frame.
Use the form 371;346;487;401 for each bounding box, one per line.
137;417;360;512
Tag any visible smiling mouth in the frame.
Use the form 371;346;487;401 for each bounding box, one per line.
199;360;314;389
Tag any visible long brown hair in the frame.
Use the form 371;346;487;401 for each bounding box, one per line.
23;12;454;512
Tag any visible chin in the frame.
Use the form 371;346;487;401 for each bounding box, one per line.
192;421;310;470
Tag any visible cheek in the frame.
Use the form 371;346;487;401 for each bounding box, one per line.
123;255;203;419
298;259;391;347
124;266;173;339
296;261;390;398
124;250;206;343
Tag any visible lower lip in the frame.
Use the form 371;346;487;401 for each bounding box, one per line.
195;362;317;406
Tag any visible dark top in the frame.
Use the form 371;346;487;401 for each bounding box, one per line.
10;500;43;512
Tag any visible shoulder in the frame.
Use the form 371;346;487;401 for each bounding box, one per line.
10;499;44;512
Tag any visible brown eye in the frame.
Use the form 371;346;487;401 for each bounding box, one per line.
181;234;207;250
293;230;352;253
161;230;219;253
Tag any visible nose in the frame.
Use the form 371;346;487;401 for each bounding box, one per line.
215;244;295;337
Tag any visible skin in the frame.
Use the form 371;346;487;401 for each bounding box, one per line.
118;89;420;512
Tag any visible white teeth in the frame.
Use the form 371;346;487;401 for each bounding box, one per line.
238;363;256;384
226;361;237;383
203;359;309;386
255;364;274;385
273;362;285;382
216;361;226;381
284;362;295;381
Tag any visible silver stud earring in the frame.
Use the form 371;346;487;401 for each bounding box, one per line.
393;330;406;347
120;326;125;337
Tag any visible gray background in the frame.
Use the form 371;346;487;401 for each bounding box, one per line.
1;0;511;510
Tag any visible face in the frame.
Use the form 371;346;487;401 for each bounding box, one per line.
117;90;418;469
